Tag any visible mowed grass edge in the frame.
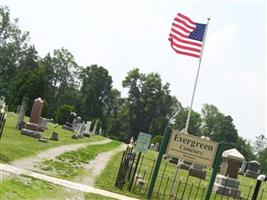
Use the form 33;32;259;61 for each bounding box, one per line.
0;175;116;200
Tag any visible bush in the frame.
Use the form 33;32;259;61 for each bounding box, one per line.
56;104;76;125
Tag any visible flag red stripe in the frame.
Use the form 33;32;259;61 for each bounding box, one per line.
172;23;190;33
171;28;188;38
174;18;195;30
171;47;200;58
178;13;195;25
171;39;201;53
170;33;202;47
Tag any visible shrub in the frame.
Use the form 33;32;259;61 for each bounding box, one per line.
56;104;75;125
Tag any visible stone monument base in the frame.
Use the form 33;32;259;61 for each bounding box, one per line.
189;164;206;179
26;122;40;131
244;170;259;179
21;128;42;138
213;174;241;199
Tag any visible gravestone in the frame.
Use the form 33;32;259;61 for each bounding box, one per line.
128;136;134;148
92;119;98;135
26;98;43;131
189;163;206;179
72;123;84;139
154;142;160;151
16;97;29;130
0;96;7;140
244;160;261;179
99;127;103;136
39;117;48;131
213;148;245;198
50;132;59;141
83;121;91;137
38;138;48;143
239;161;247;175
169;157;179;165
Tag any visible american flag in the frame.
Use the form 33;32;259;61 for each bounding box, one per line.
169;13;207;58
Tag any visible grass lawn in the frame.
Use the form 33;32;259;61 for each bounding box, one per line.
96;150;267;200
96;150;144;199
41;140;121;179
0;175;116;200
0;112;104;163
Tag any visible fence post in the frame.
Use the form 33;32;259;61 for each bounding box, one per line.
146;124;171;199
251;175;267;200
128;152;142;191
203;142;225;200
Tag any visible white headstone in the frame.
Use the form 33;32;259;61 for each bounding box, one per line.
84;121;91;134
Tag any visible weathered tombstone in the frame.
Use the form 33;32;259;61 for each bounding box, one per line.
16;97;29;130
50;132;59;141
154;142;160;151
72;123;84;139
92;119;98;135
39;117;48;131
25;98;43;131
189;163;207;179
128;136;134;148
83;121;91;137
213;148;245;198
21;98;43;138
0;97;7;140
244;160;261;179
239;160;247;175
169;157;179;165
99;127;103;136
38;138;48;143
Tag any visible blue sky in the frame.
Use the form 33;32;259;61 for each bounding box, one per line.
2;0;266;141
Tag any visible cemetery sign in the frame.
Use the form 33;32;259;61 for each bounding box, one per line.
167;131;218;167
135;132;151;153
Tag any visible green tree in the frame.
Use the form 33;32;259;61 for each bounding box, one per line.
49;48;81;114
235;136;256;161
253;134;267;155
9;46;46;111
56;104;76;125
258;147;267;174
173;107;202;135
201;104;238;143
80;65;112;124
122;68;180;139
0;6;30;101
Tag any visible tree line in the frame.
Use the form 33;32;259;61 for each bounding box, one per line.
0;6;266;172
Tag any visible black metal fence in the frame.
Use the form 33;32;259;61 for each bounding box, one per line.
115;149;267;200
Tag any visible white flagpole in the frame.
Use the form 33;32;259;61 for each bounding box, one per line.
184;18;210;133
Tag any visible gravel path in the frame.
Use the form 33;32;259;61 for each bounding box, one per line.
1;138;127;199
81;144;126;186
11;138;112;172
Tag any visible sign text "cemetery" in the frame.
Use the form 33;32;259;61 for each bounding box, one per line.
167;132;218;167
